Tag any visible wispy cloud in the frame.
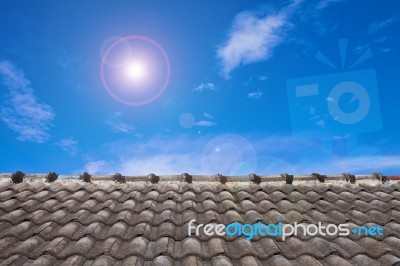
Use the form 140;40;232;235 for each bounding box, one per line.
332;134;350;141
105;112;135;134
379;47;394;53
368;17;397;34
81;135;400;175
299;155;400;175
0;61;55;143
315;0;346;10
217;2;299;78
326;97;335;103
55;46;84;91
83;160;110;174
82;135;256;175
251;135;400;174
179;112;217;129
203;112;214;119
57;137;78;155
315;119;326;128
197;112;217;126
193;82;218;92
195;120;217;127
247;90;263;99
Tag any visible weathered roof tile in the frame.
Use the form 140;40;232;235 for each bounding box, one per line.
295;255;323;266
323;255;353;266
211;255;233;266
0;176;398;264
152;255;174;266
181;255;201;266
91;255;115;266
383;237;400;256
239;255;260;266
121;255;141;266
265;255;291;266
0;182;12;193
182;237;202;257
29;254;57;266
379;254;400;265
351;254;379;266
276;237;310;259
269;191;287;202
333;237;366;258
58;236;96;258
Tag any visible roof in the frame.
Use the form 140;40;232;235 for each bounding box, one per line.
0;173;399;265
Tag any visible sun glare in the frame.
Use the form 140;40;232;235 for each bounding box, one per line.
124;60;147;82
100;35;170;105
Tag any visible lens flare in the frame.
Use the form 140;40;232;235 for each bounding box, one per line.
124;60;147;83
100;35;170;106
201;134;257;175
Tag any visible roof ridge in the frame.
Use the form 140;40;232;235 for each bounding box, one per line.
1;172;399;184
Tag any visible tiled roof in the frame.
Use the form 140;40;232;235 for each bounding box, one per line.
0;173;399;265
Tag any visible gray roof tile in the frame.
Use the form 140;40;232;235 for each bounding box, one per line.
379;254;400;265
0;175;399;265
323;255;353;266
333;237;367;258
211;255;233;266
351;254;381;266
265;255;291;266
295;255;323;266
239;255;260;266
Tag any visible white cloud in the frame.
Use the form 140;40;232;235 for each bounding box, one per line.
203;112;214;119
179;112;217;128
82;137;201;175
247;90;263;99
379;47;394;53
372;36;387;44
252;136;400;174
120;154;202;176
0;61;55;143
105;112;135;133
315;0;345;10
82;135;400;176
368;17;397;34
259;75;268;81
332;134;350;141
193;82;218;92
83;160;110;174
326;97;335;103
315;119;326;128
195;120;217;127
217;2;300;78
82;134;257;175
303;155;400;174
57;137;78;155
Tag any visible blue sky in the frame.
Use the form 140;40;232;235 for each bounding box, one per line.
0;0;399;175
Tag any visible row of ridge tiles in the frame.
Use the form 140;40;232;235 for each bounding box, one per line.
1;173;397;182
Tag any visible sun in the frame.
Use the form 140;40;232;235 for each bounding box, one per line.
123;60;147;82
100;35;171;105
